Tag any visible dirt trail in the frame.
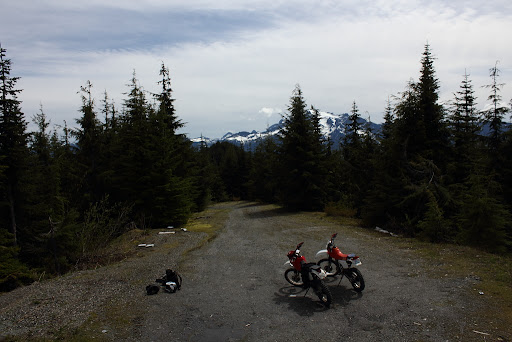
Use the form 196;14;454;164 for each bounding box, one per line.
137;202;494;341
1;201;506;341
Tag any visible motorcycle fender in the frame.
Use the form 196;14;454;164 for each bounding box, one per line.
315;249;328;258
352;259;362;267
284;260;293;267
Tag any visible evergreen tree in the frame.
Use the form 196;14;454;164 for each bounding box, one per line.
110;71;153;225
444;71;483;237
0;45;29;247
279;85;327;210
147;63;194;226
73;81;103;206
456;171;510;252
191;137;217;211
208;141;249;201
418;43;450;166
248;134;279;203
96;91;118;194
340;101;366;210
367;45;450;236
482;61;509;152
24;107;65;271
381;97;394;140
417;188;451;243
361;98;403;228
448;70;481;178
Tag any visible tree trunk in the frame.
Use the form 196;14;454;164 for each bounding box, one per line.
7;183;17;246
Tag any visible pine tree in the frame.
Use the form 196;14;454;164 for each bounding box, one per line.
109;71;153;225
147;63;194;226
361;99;402;228
418;43;450;166
417;189;451;243
73;81;103;206
369;45;450;236
0;45;29;247
344;101;362;147
248;134;279;203
446;71;483;188
24;107;62;270
482;61;509;152
449;70;480;171
340;101;366;210
279;85;327;210
381;97;394;140
456;171;510;252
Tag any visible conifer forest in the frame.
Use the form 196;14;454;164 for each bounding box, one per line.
1;44;511;291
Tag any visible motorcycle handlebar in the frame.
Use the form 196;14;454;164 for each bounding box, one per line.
296;242;304;249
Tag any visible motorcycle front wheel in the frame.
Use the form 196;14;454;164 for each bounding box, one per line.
284;268;303;286
317;258;339;277
345;268;365;292
314;281;332;308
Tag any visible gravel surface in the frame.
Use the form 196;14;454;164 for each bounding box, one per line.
0;201;508;341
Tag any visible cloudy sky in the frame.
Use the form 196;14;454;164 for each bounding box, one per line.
2;0;511;139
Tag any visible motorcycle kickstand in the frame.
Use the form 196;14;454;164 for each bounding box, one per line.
337;274;344;287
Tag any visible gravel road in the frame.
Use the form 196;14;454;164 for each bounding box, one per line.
1;201;507;341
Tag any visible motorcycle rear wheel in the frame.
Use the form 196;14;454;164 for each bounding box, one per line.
317;258;339;277
345;268;365;292
284;268;303;286
314;281;332;308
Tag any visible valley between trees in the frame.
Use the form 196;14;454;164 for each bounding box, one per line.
1;202;511;341
1;42;512;292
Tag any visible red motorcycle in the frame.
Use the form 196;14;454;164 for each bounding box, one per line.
316;233;365;292
284;242;332;307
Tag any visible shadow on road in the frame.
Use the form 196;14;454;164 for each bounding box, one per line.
322;275;364;305
244;206;294;219
274;281;364;315
273;286;331;316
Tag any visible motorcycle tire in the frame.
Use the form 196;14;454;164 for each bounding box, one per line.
314;280;332;308
284;268;303;286
317;258;339;277
345;267;365;292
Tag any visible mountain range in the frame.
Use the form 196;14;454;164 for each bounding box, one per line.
190;110;382;150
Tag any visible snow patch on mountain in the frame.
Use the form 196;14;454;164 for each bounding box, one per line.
191;110;381;149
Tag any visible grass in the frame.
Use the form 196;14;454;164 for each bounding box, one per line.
392;238;512;334
182;203;232;246
320;212;512;338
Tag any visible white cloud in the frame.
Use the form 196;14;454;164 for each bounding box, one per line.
259;108;282;117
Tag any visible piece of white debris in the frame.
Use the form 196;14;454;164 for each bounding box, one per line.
375;226;398;237
145;244;154;247
473;330;490;336
138;244;147;247
181;228;187;232
102;330;108;333
167;226;174;229
158;231;175;235
479;291;484;295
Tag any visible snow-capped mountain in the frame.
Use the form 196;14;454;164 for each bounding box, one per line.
191;110;382;150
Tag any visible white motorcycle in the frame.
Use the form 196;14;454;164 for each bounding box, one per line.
316;233;365;292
